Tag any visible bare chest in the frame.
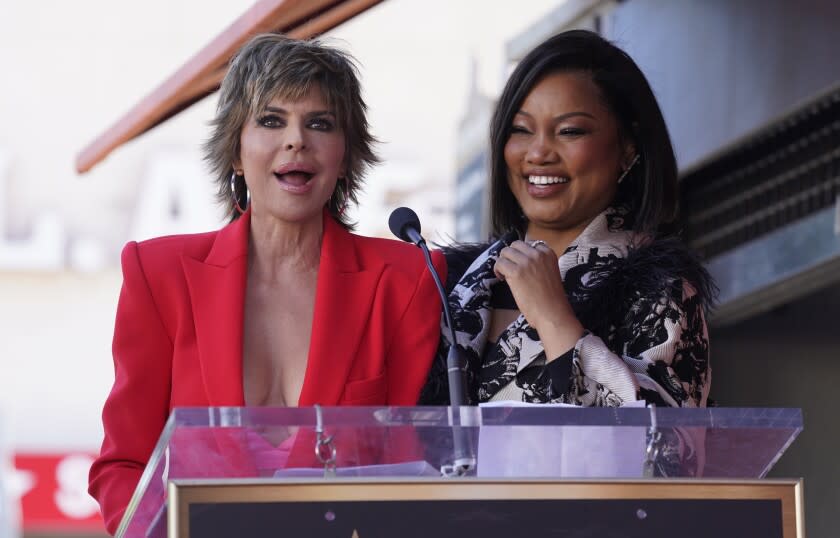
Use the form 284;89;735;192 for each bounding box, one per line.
242;276;316;407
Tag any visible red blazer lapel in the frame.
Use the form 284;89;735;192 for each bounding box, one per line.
298;213;384;406
181;212;250;406
180;210;383;408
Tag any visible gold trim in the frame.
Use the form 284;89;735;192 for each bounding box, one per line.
168;481;191;538
169;478;803;538
794;479;806;538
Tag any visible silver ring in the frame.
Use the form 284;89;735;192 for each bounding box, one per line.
528;239;547;249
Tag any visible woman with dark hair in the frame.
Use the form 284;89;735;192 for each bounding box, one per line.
422;30;714;409
90;34;444;534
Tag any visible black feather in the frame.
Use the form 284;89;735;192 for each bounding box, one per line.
569;236;718;337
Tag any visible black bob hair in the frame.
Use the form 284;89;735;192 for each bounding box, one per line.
489;29;679;237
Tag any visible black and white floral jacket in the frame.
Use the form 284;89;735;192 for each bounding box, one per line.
420;208;715;408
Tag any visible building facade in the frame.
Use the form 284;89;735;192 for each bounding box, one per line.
455;1;840;535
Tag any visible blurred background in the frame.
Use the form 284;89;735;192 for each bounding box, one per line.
1;0;839;536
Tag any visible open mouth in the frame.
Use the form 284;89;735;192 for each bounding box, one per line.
273;162;318;192
528;175;569;185
525;174;569;198
274;171;314;186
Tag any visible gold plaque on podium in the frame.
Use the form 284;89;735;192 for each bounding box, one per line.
168;478;803;537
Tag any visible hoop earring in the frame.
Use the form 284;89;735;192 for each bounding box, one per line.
229;172;250;214
617;154;640;185
330;178;349;217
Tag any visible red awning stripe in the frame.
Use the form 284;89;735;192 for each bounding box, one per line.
75;0;383;174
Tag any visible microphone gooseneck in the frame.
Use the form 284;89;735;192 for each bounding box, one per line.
387;207;476;477
388;208;457;358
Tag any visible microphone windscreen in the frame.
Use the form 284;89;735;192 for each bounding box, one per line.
388;207;421;242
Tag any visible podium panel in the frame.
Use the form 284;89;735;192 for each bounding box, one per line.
168;479;803;538
117;406;803;537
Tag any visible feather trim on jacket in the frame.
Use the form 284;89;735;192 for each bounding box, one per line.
421;208;716;409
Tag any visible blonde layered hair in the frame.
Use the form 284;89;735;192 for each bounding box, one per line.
204;34;379;227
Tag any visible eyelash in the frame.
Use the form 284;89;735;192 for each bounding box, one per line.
257;115;282;128
559;127;586;136
256;115;335;131
510;126;587;137
309;118;334;131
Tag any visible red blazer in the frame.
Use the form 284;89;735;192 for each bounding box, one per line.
89;210;445;534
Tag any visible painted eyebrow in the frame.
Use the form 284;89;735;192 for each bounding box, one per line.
515;110;596;121
263;106;336;117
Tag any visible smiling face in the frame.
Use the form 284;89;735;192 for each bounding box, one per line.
504;71;633;238
234;85;346;226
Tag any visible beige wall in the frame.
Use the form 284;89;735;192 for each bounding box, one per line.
0;0;254;456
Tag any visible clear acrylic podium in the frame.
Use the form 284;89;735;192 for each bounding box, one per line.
118;406;804;538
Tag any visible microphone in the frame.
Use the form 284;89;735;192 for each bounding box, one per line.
388;207;425;246
388;207;465;405
388;207;475;476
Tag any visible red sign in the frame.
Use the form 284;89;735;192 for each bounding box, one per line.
13;452;105;533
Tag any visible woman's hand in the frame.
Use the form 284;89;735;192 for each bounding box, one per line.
493;240;584;360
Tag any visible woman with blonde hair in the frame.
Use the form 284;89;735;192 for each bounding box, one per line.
90;34;444;533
